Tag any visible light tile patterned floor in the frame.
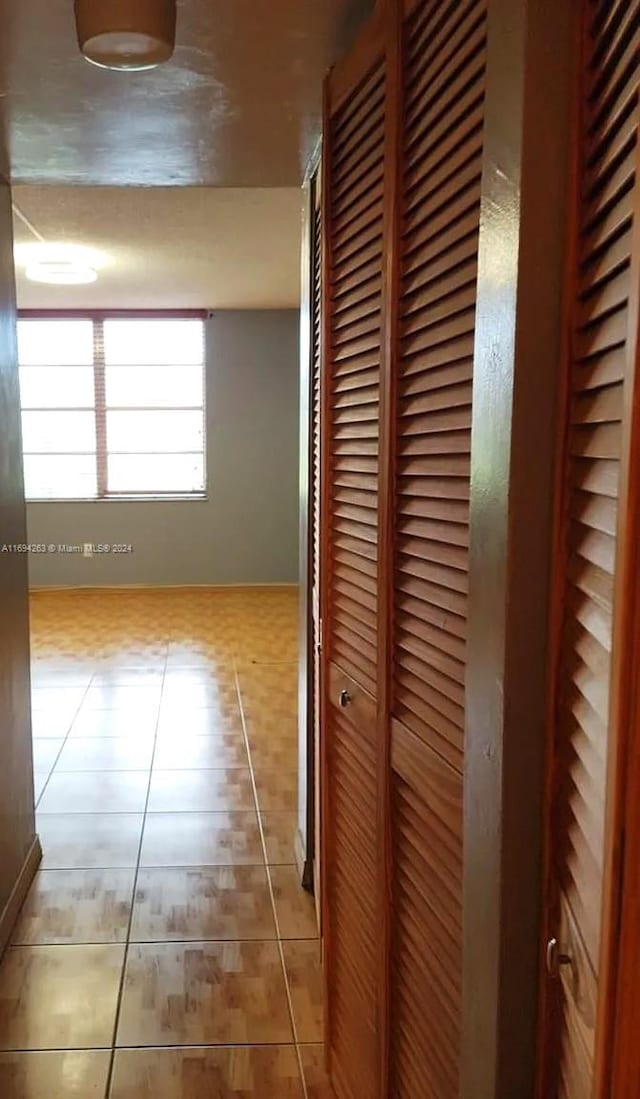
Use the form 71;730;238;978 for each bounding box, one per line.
0;587;330;1099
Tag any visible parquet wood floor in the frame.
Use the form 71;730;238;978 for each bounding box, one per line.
0;586;332;1098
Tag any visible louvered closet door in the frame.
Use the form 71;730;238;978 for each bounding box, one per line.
544;4;640;1095
389;0;487;1095
309;171;323;916
322;17;386;1099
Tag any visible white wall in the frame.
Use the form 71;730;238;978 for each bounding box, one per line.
26;310;300;587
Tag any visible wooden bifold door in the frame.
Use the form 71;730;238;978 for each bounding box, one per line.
321;14;386;1097
319;0;487;1096
540;3;640;1097
302;0;640;1097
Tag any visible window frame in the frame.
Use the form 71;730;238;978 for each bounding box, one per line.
18;309;208;503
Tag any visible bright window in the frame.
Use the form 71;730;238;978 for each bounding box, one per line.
18;315;206;501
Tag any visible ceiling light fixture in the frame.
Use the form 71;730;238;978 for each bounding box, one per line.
25;262;98;286
74;0;177;71
14;243;104;287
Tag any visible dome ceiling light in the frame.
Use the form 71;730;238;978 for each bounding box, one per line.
14;243;105;287
74;0;177;71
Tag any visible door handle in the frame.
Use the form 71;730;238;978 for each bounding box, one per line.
338;689;352;708
546;937;572;977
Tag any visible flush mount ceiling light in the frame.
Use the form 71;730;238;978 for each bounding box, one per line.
26;262;98;286
14;243;104;286
74;0;177;71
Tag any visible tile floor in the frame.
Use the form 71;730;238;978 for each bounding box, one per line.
0;587;330;1098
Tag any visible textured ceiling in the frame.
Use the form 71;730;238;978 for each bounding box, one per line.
13;186;303;309
0;0;372;186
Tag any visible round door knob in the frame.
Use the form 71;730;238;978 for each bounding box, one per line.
338;689;352;708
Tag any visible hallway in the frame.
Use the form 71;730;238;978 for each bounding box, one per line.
0;588;327;1098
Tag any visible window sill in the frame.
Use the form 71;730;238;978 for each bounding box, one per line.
26;494;209;504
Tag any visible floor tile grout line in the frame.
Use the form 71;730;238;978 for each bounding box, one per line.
108;936;308;947
37;733;160;742
32;679;93;811
36;808;265;816
1;1039;307;1054
11;933;318;948
37;769;254;780
104;647;169;1099
34;674;164;809
25;599;302;1089
232;656;309;1099
34;860;294;872
37;812;300;820
39;768;153;777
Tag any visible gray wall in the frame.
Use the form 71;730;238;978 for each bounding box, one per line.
26;310;300;587
0;172;38;937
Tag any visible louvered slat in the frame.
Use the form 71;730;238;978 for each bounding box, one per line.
328;58;384;690
327;708;378;1099
553;3;639;1094
312;200;322;612
392;0;485;769
391;724;463;1099
389;2;487;1097
309;184;323;895
324;44;385;1099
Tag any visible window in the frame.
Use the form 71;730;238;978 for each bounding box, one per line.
18;315;206;500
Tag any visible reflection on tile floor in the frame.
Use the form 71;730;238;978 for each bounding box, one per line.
0;1051;112;1099
0;587;325;1098
110;1046;305;1099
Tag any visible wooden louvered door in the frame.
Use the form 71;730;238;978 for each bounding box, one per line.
388;0;486;1095
299;156;323;911
541;4;640;1096
321;1;489;1094
309;166;323;918
320;9;387;1099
